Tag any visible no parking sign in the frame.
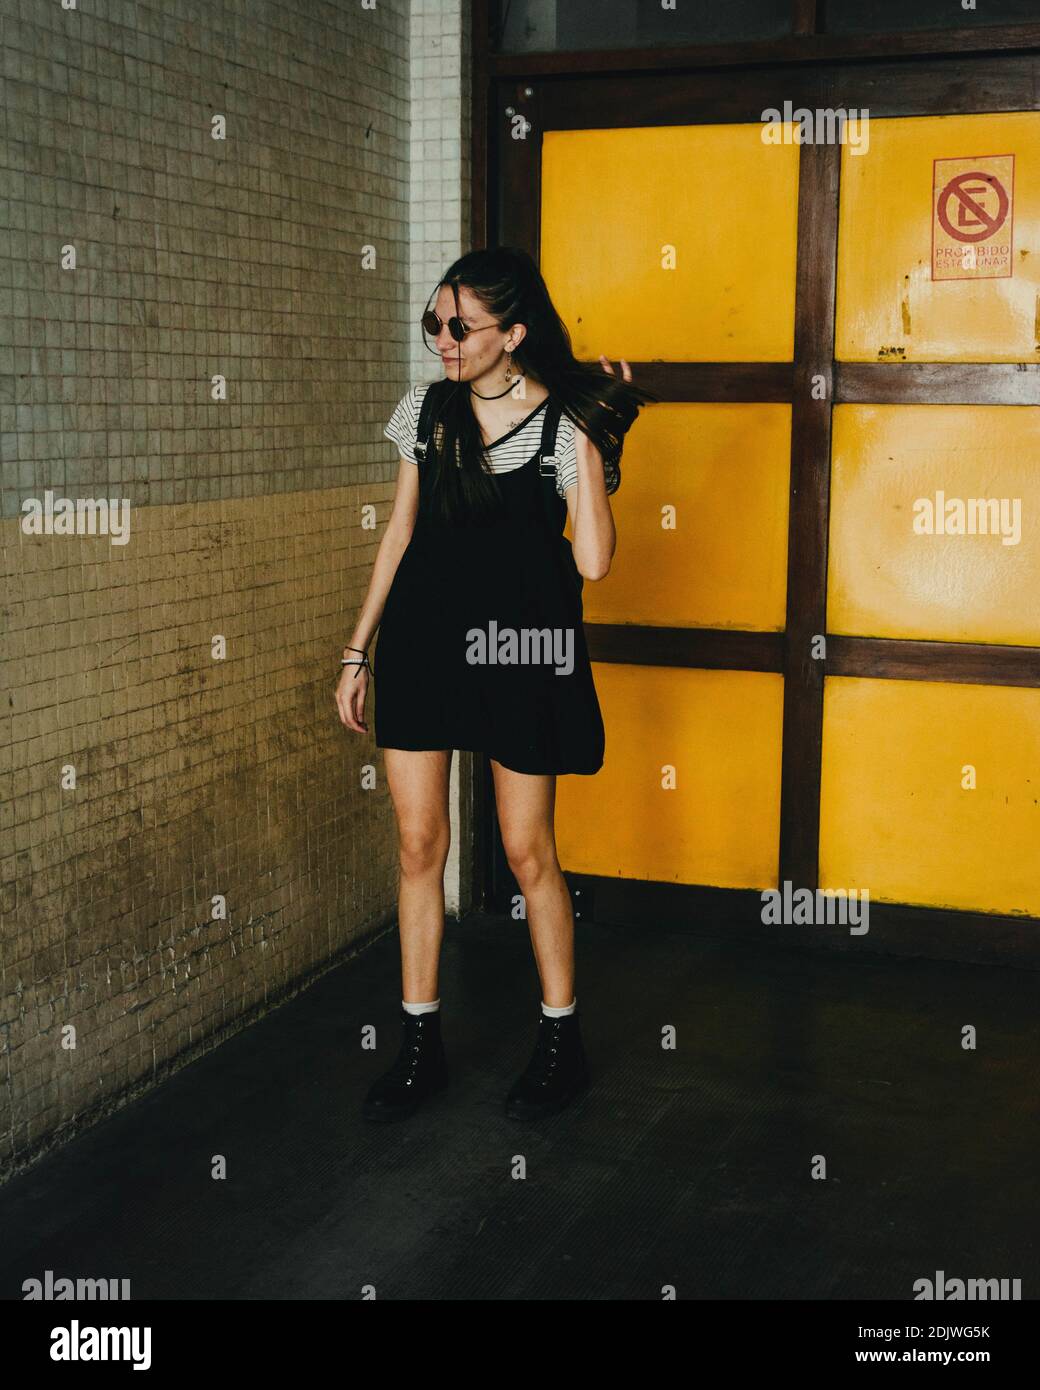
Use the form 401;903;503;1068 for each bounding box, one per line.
932;154;1014;281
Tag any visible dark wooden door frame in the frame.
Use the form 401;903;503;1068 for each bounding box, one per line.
470;6;1040;965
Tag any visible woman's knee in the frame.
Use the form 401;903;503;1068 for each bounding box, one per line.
503;835;559;886
398;822;450;877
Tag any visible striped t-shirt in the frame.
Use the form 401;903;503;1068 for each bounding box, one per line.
384;383;621;500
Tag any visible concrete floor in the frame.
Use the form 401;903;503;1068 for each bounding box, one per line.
1;911;1037;1300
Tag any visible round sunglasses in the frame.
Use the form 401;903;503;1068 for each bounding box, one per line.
421;309;500;343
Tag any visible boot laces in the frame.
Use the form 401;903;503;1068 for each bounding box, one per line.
524;1017;563;1081
385;1020;429;1082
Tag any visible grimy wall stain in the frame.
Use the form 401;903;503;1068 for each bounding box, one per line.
0;0;415;1174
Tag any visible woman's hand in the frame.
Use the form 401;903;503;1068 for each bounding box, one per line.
574;355;633;469
597;354;632;384
335;660;370;734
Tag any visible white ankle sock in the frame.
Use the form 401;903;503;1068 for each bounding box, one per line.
541;998;576;1018
402;998;440;1015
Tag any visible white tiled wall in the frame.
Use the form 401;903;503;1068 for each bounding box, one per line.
405;0;473;915
407;0;472;382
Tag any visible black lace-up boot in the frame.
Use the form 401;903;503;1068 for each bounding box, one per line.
362;1007;448;1122
505;1006;590;1120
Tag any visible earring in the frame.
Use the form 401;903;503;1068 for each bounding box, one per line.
504;350;513;382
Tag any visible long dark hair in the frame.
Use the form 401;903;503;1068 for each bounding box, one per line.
421;246;657;526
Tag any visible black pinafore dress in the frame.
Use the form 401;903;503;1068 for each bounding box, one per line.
373;390;606;775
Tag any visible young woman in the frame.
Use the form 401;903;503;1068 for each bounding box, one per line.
334;246;653;1123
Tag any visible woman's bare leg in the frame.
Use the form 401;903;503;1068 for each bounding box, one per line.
490;760;575;1007
383;748;452;1002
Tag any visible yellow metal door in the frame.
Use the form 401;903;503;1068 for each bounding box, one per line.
535;108;1040;919
541;123;798;889
823;111;1040;917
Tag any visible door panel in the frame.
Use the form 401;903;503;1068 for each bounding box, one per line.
835;112;1040;362
569;402;791;631
828;404;1040;646
556;664;784;888
820;677;1040;916
540;124;800;361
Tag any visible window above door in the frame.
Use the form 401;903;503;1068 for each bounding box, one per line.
491;0;1040;54
491;0;792;53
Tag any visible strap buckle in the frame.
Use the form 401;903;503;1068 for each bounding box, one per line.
539;453;558;476
414;440;427;462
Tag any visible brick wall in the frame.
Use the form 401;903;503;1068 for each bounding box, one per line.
0;0;468;1177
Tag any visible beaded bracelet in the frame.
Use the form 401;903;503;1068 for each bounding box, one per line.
341;644;372;680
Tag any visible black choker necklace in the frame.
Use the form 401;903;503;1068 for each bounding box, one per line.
469;378;524;400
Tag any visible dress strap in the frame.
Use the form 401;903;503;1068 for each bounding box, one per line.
536;397;567;538
534;397;583;596
537;395;563;480
412;379;453;464
539;403;564;536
